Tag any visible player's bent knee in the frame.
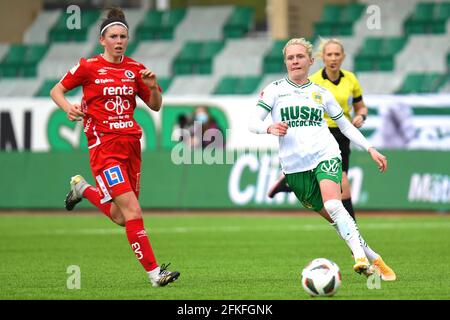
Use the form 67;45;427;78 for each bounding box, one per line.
110;212;125;227
324;199;344;220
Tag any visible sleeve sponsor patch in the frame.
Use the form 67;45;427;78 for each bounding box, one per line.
69;62;80;75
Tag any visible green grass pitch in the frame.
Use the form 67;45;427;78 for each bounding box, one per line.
1;213;449;300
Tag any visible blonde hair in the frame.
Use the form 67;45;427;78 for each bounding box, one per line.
314;37;345;59
282;38;313;59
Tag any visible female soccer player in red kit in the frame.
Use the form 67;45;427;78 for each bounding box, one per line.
50;7;180;287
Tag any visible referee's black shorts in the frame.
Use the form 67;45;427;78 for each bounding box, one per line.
329;127;350;173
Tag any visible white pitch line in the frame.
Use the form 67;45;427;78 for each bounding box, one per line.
46;221;450;236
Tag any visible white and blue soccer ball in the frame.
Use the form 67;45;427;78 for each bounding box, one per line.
301;258;342;297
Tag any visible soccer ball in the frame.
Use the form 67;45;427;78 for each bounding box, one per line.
301;258;342;297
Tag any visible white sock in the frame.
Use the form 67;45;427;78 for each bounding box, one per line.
74;180;90;197
359;235;380;262
148;266;160;279
324;199;366;260
331;222;380;262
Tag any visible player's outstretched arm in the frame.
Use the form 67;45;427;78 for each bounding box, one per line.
368;147;387;172
334;115;387;173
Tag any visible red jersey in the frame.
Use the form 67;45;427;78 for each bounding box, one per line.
60;55;154;148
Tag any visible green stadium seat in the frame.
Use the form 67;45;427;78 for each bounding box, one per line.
139;11;163;28
23;44;49;77
404;20;425;34
404;2;450;35
0;45;26;77
35;79;81;97
436;2;450;20
157;77;172;92
214;77;235;94
223;6;254;38
201;41;224;61
26;45;48;63
264;40;285;56
89;42;138;57
35;79;59;97
48;13;70;40
214;76;260;95
358;38;381;58
314;3;365;37
263;40;287;74
319;4;341;23
430;2;448;34
354;56;373;72
377;57;394;71
412;3;435;22
3;45;27;65
160;8;186;39
396;73;447;93
0;44;49;78
354;38;379;71
340;3;365;23
421;73;447;92
135;11;162;40
338;23;353;36
314;4;341;36
314;22;337;36
173;42;200;75
49;10;101;42
0;64;17;78
263;58;285;74
381;37;406;56
431;21;446;34
447;52;450;71
174;62;192;75
198;41;224;74
396;73;423;93
135;9;186;40
238;76;261;94
173;41;224;75
404;3;433;34
354;37;406;72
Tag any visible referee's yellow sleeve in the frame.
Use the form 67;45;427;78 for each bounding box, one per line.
351;72;363;99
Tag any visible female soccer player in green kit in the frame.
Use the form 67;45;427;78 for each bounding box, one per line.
249;38;396;280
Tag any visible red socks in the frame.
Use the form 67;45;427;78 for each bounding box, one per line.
82;186;112;218
125;218;158;272
82;187;157;272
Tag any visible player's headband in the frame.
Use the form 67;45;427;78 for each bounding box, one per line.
100;21;128;35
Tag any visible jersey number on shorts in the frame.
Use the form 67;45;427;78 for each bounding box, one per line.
104;165;125;187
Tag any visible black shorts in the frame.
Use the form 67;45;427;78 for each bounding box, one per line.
329;127;350;173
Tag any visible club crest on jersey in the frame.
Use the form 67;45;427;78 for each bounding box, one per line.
104;165;125;187
312;92;323;104
320;158;340;176
125;70;135;79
